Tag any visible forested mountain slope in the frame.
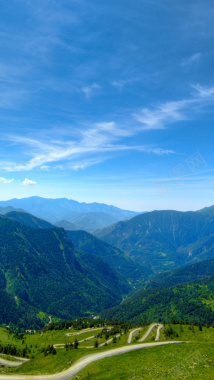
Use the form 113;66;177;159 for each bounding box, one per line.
2;211;151;286
0;216;129;328
66;230;153;285
143;259;214;290
95;210;214;272
101;275;214;326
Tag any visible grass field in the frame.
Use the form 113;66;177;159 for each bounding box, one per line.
0;324;213;379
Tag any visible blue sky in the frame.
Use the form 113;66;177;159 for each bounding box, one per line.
0;0;214;211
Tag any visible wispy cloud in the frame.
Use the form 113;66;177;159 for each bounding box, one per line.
1;83;213;173
0;119;174;172
0;177;14;184
22;178;37;186
192;84;214;97
111;77;139;88
181;53;201;66
133;100;188;131
133;84;214;131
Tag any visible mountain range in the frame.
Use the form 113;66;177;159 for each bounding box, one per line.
1;198;214;328
0;197;139;228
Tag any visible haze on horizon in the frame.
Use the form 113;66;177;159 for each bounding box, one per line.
0;0;213;212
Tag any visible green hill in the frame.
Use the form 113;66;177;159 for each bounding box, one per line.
101;275;214;325
94;210;214;272
0;216;129;328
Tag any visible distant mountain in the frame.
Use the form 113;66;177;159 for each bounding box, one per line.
69;212;118;232
0;206;26;215
197;205;214;218
55;212;118;232
54;219;80;231
66;230;153;286
0;196;139;224
94;210;214;272
101;275;214;326
143;259;214;290
0;215;129;328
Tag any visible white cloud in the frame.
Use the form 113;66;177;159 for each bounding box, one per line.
134;84;214;131
22;178;37;186
133;100;188;131
0;177;14;184
81;83;100;98
192;84;214;97
2;83;213;173
181;53;201;66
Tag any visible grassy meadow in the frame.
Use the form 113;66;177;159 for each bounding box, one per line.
0;323;213;379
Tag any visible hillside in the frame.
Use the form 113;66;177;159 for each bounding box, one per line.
143;259;214;290
0;196;139;224
101;275;214;325
1;211;152;286
66;230;153;285
94;210;214;272
0;216;129;328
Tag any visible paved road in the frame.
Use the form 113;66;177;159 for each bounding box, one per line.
66;328;105;337
81;332;123;348
0;358;23;368
155;324;163;341
0;341;183;379
138;323;161;342
127;328;142;344
54;334;98;349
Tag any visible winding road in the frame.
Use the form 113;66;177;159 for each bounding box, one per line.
0;356;29;368
0;341;183;379
127;328;142;344
138;323;163;342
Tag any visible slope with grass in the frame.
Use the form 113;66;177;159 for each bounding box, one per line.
1;323;213;380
